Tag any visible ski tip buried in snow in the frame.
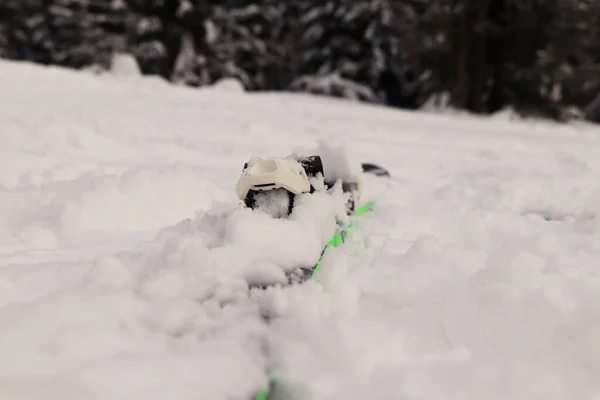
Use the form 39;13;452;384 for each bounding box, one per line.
361;162;390;177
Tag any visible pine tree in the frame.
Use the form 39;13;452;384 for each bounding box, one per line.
199;0;289;90
559;0;600;117
0;2;10;58
47;0;94;67
583;0;600;122
289;0;381;102
0;0;54;64
415;0;600;120
0;0;126;69
288;0;418;107
89;0;128;65
377;0;424;108
170;0;210;86
126;0;183;77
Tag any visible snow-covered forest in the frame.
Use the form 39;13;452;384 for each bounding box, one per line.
1;0;599;122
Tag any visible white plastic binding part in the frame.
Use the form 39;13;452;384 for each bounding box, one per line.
236;158;312;201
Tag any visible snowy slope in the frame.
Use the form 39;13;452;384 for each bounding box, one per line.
2;58;600;400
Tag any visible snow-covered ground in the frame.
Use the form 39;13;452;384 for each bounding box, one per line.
1;58;600;400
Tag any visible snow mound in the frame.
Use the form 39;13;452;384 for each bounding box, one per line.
2;58;600;400
0;176;349;399
110;53;142;78
211;77;246;93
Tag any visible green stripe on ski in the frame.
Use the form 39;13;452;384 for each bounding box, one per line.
353;201;375;216
254;201;375;400
254;378;273;400
311;201;374;277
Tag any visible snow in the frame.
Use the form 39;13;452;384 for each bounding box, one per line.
110;53;142;78
211;77;246;93
1;58;600;400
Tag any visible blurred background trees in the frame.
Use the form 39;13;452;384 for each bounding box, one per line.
1;0;599;123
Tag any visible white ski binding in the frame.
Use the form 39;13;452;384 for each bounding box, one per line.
236;155;361;218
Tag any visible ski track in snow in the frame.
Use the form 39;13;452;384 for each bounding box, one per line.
1;59;600;400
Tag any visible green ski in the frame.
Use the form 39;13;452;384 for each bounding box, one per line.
253;200;375;400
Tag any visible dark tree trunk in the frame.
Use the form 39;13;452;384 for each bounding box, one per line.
585;92;600;123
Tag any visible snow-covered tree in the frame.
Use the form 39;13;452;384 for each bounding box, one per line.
190;0;289;90
0;0;53;64
288;0;419;107
88;0;128;64
1;0;599;122
0;0;125;68
410;0;600;120
125;0;182;77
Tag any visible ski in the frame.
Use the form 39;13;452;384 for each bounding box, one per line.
251;200;377;400
235;152;389;400
310;199;375;278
